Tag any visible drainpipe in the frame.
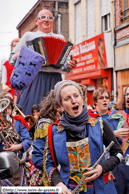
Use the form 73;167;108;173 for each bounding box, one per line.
58;13;61;34
113;39;117;102
113;0;117;102
55;1;58;18
54;2;61;34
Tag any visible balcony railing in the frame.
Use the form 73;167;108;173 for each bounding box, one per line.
120;7;129;21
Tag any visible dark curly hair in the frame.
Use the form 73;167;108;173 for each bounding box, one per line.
40;90;61;123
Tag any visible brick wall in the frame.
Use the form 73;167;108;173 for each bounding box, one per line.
17;0;69;40
115;0;129;42
116;26;129;42
115;0;122;27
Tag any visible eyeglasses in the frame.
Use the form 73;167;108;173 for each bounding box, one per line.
125;93;129;97
37;15;55;21
98;96;110;100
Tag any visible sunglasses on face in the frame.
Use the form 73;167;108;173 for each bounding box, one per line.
37;15;55;21
98;96;110;100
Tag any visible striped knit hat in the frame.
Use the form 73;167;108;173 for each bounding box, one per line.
54;80;83;105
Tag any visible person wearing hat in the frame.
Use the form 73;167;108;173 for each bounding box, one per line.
43;80;123;194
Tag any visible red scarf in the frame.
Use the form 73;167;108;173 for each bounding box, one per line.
12;115;30;131
88;108;111;118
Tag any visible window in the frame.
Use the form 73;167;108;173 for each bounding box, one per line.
86;0;95;39
75;1;82;44
121;0;129;22
101;13;110;32
101;0;111;32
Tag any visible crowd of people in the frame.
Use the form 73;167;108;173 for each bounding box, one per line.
0;8;129;194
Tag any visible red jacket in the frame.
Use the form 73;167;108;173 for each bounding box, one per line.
4;61;15;97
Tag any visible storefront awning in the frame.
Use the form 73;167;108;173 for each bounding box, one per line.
66;69;108;82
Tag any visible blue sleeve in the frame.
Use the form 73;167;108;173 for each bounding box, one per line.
15;120;31;152
107;110;122;144
32;137;47;170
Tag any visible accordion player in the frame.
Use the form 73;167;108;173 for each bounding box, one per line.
27;36;73;69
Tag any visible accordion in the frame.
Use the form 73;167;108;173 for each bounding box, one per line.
10;46;45;91
27;36;73;69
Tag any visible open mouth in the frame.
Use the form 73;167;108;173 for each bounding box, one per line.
126;100;129;106
103;103;107;106
72;105;79;111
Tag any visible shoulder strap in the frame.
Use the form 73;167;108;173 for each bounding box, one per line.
98;117;103;139
48;120;60;171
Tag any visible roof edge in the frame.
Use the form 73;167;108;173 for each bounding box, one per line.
16;0;41;29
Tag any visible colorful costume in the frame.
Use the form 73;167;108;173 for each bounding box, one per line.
32;112;122;193
0;116;31;193
107;109;129;194
31;118;51;186
88;108;112;160
32;118;50;170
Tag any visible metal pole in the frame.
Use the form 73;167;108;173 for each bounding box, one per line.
58;14;61;34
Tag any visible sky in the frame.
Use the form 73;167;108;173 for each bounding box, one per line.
0;0;38;66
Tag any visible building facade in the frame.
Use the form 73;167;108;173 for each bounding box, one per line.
16;0;69;40
66;0;115;106
114;0;129;101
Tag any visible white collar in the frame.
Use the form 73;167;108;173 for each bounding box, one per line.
37;30;53;35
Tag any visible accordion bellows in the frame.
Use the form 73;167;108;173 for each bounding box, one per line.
10;46;45;91
27;36;73;69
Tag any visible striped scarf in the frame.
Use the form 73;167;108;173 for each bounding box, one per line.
111;109;129;155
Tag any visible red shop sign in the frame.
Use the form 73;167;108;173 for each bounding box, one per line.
70;33;109;75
